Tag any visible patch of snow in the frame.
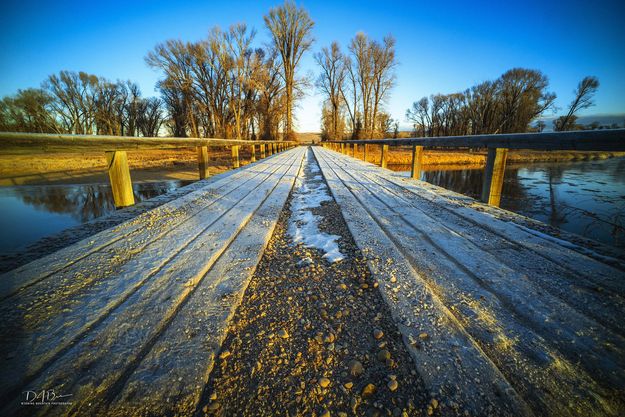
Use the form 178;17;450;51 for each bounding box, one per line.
288;151;345;263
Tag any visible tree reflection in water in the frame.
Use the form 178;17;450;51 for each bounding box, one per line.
15;181;194;223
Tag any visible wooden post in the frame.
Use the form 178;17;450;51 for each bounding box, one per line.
260;144;266;158
481;147;508;206
364;144;368;162
341;143;345;154
250;144;256;162
410;145;424;179
354;144;359;159
380;144;388;168
106;151;134;208
232;145;240;169
197;146;210;179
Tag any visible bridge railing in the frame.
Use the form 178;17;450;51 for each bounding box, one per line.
323;129;625;206
0;132;297;207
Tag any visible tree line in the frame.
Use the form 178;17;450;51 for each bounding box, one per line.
0;72;164;136
0;1;314;140
405;71;602;137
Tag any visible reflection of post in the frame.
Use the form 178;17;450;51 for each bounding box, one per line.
106;151;135;208
381;144;388;168
250;144;256;162
197;146;209;179
410;145;423;179
232;145;240;169
341;143;345;154
481;147;508;206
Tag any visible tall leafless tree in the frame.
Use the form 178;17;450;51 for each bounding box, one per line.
554;76;600;131
264;0;314;140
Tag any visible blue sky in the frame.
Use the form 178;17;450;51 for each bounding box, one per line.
1;0;624;131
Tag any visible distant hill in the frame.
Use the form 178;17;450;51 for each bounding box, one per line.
539;113;625;131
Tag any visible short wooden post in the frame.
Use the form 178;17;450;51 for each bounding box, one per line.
260;144;266;158
481;147;508;206
341;143;345;154
380;144;388;168
351;144;355;157
232;145;240;169
354;144;359;159
410;145;424;179
250;144;256;162
106;151;134;208
197;146;210;179
364;144;368;162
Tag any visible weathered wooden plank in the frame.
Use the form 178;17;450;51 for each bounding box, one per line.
0;150;302;411
353;164;625;336
13;150;303;417
106;150;135;207
322;150;625;383
326;128;625;151
0;132;295;154
0;155;280;301
315;147;625;416
312;148;533;417
105;149;304;416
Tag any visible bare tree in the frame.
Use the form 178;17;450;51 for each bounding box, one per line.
314;42;346;140
0;88;60;133
264;0;314;140
554;76;599;131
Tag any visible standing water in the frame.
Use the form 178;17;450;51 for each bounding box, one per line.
0;180;194;254
399;157;625;249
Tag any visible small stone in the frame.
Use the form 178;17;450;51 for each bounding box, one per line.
278;329;289;339
430;398;439;409
320;409;331;417
426;405;433;415
338;413;348;417
219;350;231;360
377;349;391;362
319;377;331;388
209;392;217;401
361;383;377;397
390;276;397;283
324;333;335;343
387;379;399;392
419;332;429;340
373;329;384;340
348;360;364;377
344;381;353;389
208;402;220;411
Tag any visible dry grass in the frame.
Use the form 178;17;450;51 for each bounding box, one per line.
345;145;625;167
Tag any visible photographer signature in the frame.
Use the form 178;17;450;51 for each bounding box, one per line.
21;389;72;406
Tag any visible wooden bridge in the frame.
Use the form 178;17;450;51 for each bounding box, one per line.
0;131;625;416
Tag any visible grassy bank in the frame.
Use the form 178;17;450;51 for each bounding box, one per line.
352;146;625;167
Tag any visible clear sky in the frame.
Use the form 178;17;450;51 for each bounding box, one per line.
1;0;624;131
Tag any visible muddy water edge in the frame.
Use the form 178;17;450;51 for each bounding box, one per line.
197;149;430;416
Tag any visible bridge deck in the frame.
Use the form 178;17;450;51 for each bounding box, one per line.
313;146;625;417
0;147;305;416
1;145;624;416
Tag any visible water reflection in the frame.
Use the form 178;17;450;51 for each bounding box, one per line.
395;157;625;249
0;180;193;253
